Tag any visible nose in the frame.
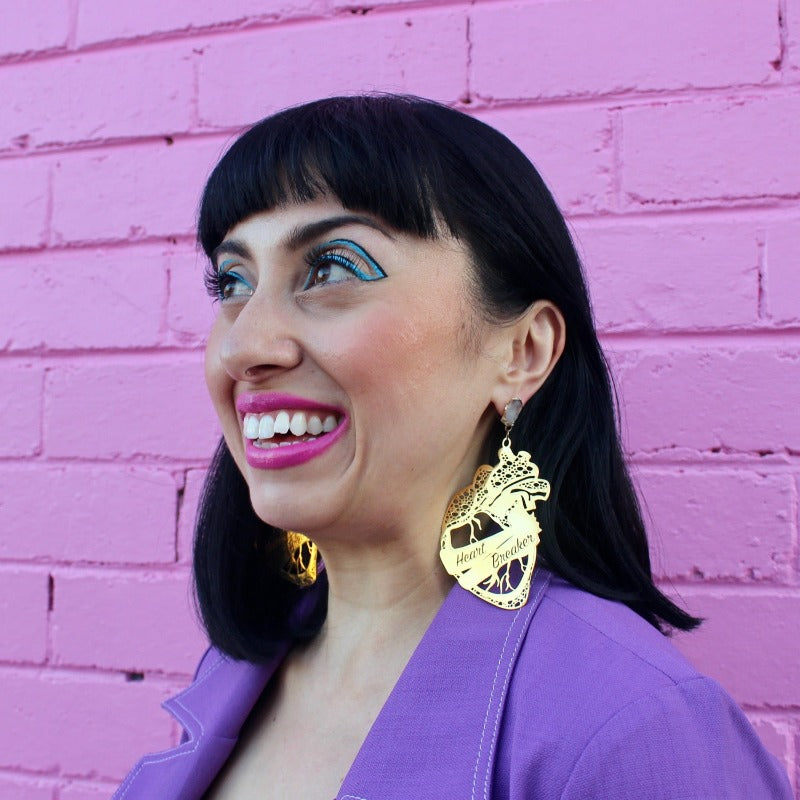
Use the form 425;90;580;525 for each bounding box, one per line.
218;292;303;383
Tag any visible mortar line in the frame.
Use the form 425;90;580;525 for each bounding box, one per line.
3;80;800;162
0;0;471;68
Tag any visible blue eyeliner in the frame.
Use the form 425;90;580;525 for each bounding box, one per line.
303;238;387;289
325;239;386;278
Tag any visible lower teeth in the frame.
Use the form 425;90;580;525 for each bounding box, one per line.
253;436;319;450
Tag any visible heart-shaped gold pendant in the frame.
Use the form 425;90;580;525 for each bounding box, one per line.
440;443;550;609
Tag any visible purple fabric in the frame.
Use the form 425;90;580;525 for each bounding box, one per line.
112;570;792;799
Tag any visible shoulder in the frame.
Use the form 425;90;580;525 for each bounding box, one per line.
531;575;698;686
494;576;792;799
556;676;791;799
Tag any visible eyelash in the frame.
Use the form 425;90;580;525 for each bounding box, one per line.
204;239;386;302
302;240;385;290
204;264;250;302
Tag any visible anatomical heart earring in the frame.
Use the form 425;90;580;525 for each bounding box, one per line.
439;399;550;609
282;531;319;587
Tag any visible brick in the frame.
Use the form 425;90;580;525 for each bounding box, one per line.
0;466;177;563
470;0;778;101
51;137;224;244
474;107;613;215
0;247;166;351
197;11;467;128
58;783;119;800
621;95;800;205
615;347;800;453
0;0;69;57
178;468;208;564
76;0;326;45
166;245;216;345
332;0;419;6
0;668;175;778
672;591;800;707
1;45;193;150
51;570;206;674
639;470;794;581
0;364;42;456
573;219;759;331
746;716;794;767
44;359;220;460
0;158;49;250
0;775;53;800
765;218;800;323
0;569;48;664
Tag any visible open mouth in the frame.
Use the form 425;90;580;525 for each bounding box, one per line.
242;409;342;449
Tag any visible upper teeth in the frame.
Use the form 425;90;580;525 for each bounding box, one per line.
243;411;338;440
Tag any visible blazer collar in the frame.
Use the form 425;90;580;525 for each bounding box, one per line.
113;570;551;800
111;643;288;800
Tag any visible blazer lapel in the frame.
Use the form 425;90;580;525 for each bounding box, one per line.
338;569;551;800
112;643;289;800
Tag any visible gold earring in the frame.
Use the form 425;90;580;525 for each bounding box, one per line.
282;531;319;587
439;398;550;609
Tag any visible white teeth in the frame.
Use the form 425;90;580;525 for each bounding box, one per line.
243;414;260;439
274;410;290;434
258;414;274;439
289;412;307;436
243;409;341;442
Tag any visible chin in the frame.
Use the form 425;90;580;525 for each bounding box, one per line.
247;489;342;535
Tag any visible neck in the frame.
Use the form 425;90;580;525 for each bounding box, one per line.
286;454;482;678
298;534;452;681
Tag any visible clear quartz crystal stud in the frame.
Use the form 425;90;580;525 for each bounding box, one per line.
501;398;523;428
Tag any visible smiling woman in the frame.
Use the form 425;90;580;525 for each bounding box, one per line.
112;96;792;800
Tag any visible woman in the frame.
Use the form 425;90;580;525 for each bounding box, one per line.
113;95;792;799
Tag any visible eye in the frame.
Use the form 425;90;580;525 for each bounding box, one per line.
204;261;255;302
302;239;387;291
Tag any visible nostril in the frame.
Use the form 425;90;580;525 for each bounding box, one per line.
219;322;304;380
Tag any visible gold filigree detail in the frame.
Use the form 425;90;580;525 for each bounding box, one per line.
440;442;549;609
282;531;318;587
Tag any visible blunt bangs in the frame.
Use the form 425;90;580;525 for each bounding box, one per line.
198;95;458;257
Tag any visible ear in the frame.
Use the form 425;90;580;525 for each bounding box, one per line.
490;300;566;417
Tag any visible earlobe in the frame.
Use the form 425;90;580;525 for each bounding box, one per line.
491;300;566;415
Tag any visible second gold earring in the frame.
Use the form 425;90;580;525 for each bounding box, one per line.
281;531;318;587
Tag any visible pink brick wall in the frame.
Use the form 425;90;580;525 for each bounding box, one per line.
0;1;798;795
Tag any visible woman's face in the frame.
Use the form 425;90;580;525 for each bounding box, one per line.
204;198;509;543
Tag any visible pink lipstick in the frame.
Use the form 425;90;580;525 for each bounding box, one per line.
237;392;348;470
236;392;343;416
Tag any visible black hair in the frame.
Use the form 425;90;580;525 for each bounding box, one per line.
194;94;700;662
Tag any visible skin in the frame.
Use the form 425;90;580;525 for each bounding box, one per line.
203;197;565;800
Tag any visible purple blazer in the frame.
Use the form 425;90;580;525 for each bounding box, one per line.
113;570;792;799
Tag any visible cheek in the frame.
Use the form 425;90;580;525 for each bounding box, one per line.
316;302;473;408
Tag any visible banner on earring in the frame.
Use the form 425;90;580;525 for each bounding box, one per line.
442;528;540;589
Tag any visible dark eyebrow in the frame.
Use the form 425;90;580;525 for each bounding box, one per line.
283;214;395;250
211;214;393;267
211;239;252;267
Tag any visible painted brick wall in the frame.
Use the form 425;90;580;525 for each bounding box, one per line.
0;0;798;796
